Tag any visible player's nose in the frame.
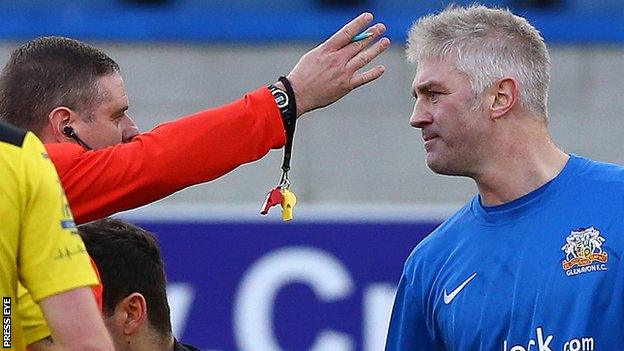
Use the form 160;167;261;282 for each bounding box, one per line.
409;102;433;129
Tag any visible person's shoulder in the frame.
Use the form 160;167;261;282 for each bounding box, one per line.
573;154;624;184
0;121;27;148
418;201;473;250
403;201;474;272
44;141;84;156
173;339;201;351
43;142;88;173
0;123;46;177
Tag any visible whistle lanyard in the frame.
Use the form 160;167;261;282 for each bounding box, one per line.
260;76;298;221
279;76;296;188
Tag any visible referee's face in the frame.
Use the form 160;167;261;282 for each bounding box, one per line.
72;73;140;150
409;56;491;177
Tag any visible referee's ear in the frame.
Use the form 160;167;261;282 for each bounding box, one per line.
48;105;76;143
120;292;148;336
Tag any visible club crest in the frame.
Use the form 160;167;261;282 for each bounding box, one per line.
561;227;608;276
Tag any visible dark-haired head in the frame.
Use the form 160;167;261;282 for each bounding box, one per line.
79;218;172;349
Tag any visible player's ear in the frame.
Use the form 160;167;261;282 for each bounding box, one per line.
120;293;148;335
488;77;518;120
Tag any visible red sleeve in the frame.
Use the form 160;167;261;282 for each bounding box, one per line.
46;87;285;224
89;258;103;311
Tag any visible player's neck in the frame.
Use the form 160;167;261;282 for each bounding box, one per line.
127;332;173;351
474;124;568;207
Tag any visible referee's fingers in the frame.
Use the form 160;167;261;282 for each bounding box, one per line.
350;65;386;89
346;36;390;73
324;12;373;51
341;23;387;60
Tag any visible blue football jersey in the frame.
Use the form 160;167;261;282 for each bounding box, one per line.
386;155;624;351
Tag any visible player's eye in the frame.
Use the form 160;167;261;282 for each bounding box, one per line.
430;91;440;103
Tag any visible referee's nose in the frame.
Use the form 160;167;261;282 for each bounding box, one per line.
121;115;140;143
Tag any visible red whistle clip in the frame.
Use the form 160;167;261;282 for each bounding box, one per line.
260;186;284;215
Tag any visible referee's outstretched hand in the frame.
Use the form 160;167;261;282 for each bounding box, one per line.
284;12;390;118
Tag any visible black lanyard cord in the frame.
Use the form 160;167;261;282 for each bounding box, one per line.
278;76;297;173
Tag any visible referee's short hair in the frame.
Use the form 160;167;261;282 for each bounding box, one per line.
79;218;172;337
0;36;120;134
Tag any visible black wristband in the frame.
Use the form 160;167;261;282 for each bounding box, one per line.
278;76;297;124
269;77;297;172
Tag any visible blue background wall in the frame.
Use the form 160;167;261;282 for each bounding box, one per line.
0;0;622;44
135;220;439;350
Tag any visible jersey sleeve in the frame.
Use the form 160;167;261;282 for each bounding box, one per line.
18;257;103;346
385;250;443;351
18;132;98;302
46;87;285;224
17;283;51;345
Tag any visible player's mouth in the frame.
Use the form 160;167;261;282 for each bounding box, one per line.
422;132;439;151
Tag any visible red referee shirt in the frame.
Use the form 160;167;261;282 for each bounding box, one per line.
46;87;285;224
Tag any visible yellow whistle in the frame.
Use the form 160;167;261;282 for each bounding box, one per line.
281;188;297;221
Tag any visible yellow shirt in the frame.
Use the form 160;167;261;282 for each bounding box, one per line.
0;122;98;350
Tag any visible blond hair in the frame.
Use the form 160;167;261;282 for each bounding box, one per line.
407;5;550;119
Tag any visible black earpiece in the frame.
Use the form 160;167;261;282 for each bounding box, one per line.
62;125;92;150
62;125;76;137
